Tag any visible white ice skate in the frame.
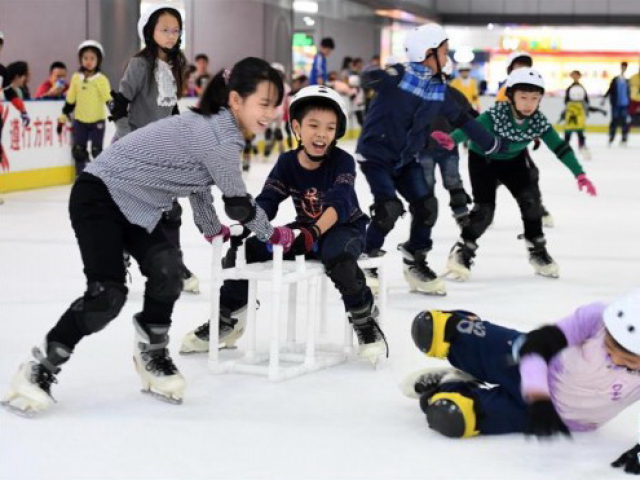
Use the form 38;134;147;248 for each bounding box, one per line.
542;213;555;228
133;316;186;405
182;271;200;294
398;243;446;296
180;306;248;354
363;268;380;296
349;304;388;365
579;146;592;161
445;239;477;282
526;238;559;279
1;361;56;417
400;367;478;399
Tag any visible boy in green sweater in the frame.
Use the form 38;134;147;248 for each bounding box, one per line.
442;68;596;281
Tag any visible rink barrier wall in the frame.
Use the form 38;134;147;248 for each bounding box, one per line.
0;97;632;193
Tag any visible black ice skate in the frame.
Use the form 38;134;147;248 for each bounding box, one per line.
446;238;478;282
398;242;446;295
400;367;479;399
526;237;559;278
348;301;388;364
179;305;248;354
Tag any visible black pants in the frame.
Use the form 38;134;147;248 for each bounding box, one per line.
47;173;181;350
564;130;586;148
462;150;543;243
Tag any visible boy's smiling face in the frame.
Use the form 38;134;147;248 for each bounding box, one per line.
292;107;338;158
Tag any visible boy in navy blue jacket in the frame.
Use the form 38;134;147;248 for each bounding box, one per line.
182;86;387;363
357;23;501;296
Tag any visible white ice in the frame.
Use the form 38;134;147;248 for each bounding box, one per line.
1;134;639;480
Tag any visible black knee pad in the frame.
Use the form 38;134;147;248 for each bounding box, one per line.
264;127;273;141
370;198;405;234
449;188;471;210
274;128;284;141
161;201;183;229
72;144;89;163
425;391;479;438
223;195;257;223
70;281;127;334
91;145;102;159
410;195;438;227
466;202;495;239
325;253;365;297
141;245;184;303
516;188;543;221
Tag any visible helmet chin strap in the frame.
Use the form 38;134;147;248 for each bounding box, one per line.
297;140;336;163
507;95;537;120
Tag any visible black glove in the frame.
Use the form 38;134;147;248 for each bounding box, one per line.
290;225;321;256
612;444;640;475
532;137;541;151
527;399;571;438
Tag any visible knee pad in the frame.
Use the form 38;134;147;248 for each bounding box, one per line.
449;188;471;210
426;391;480;438
516;188;543;222
72;144;89;163
223;195;257;223
161;201;183;229
409;195;438;228
264;127;273;141
91;145;102;159
274;128;284;141
466;203;495;238
411;310;480;358
141;245;184;303
370;198;405;234
70;281;127;334
325;253;365;297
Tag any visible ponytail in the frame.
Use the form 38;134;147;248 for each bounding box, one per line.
193;57;284;117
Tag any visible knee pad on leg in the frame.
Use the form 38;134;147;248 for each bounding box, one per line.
161;201;183;229
411;310;480;358
70;281;127;334
449;188;471;210
426;391;480;438
141;245;184;303
325;253;365;297
409;195;438;228
72;144;89;164
370;198;405;234
516;188;543;222
91;145;102;159
466;203;495;239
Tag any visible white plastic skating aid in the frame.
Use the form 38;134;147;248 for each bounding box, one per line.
1;362;55;417
182;272;200;294
400;367;476;399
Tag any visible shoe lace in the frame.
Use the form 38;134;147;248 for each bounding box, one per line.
366;267;379;279
458;244;475;269
142;349;178;375
411;260;437;281
31;364;57;395
195;317;238;341
353;318;389;358
530;246;553;264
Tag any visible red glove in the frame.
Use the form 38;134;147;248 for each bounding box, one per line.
290;225;322;256
576;174;596;196
268;226;295;252
205;225;231;243
430;131;455;151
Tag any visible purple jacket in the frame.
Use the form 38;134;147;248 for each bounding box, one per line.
520;303;640;432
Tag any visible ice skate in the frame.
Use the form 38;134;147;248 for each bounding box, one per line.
362;249;385;296
133;314;186;404
180;305;248;354
526;237;559;278
400;367;478;399
579;146;592;161
445;238;477;282
1;341;71;417
398;242;446;296
541;206;555;228
348;301;388;365
182;267;200;294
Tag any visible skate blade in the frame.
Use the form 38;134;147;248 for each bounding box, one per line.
536;271;559;279
0;400;39;418
141;389;183;405
408;288;447;296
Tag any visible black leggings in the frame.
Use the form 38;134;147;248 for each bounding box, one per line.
47;173;180;350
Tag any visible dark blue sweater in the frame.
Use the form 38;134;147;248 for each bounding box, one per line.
357;63;496;170
257;147;367;228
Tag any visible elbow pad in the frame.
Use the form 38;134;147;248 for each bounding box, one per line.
223;195;257;223
62;102;75;116
519;325;568;362
108;91;130;122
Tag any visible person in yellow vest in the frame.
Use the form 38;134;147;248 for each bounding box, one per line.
495;51;532;102
450;63;480;111
57;41;111;176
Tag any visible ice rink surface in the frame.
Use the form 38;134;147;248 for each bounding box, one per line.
1;133;639;480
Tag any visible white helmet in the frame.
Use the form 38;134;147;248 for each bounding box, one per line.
568;85;587;102
604;290;640;356
78;40;104;57
271;62;285;74
404;23;448;63
457;62;472;71
506;67;545;93
348;74;361;88
289;85;349;139
442;57;453;76
507;51;533;72
138;3;182;43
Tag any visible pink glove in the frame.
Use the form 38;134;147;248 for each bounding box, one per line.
205;225;231;243
577;174;596;196
430;131;455;151
268;226;295;252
